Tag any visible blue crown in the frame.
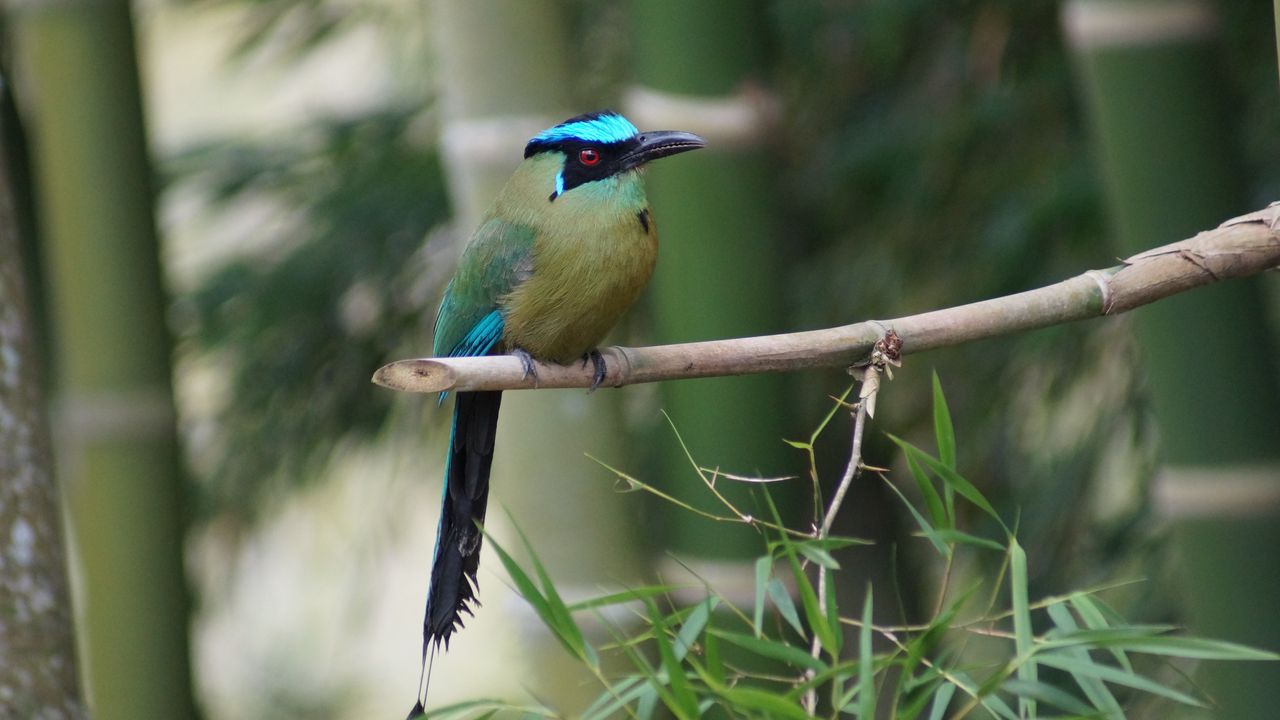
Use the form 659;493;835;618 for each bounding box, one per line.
528;112;639;148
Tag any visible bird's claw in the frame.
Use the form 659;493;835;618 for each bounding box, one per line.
513;348;540;387
583;349;607;392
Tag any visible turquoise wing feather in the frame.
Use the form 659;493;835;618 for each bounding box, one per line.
432;218;536;357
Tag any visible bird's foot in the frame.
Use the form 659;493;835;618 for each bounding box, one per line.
581;349;608;392
513;348;540;387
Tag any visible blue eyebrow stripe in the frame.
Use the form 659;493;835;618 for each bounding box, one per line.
531;113;638;145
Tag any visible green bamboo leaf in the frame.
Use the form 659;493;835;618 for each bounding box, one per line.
900;609;951;699
423;698;554;718
1041;625;1209;664
1082;593;1134;627
482;530;542;610
1083;634;1280;661
798;543;841;570
704;627;725;686
674;597;717;662
1069;593;1133;673
918;450;1003;529
764;491;838;653
1044;625;1178;643
637;687;658;720
948;671;1020;720
783;439;811;450
931;371;956;469
591;617;664;718
858;587;876;720
483;530;578;660
1001;679;1093;716
767;578;806;638
801;657;874;700
890;436;1006;530
836;686;862;714
1068;593;1112;628
645;600;699;719
932;528;1005;552
895;675;941;720
1010;539;1036;720
580;676;646;720
710;629;830;672
689;657;812;719
1035;653;1206;707
927;682;956;720
753;554;771;637
808;535;875;550
904;449;948;528
614;634;675;719
788;546;837;654
1047;602;1123;719
508;518;595;667
717;686;811;720
882;473;949;556
566;585;676;613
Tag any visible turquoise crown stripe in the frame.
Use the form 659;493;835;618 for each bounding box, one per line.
531;113;638;145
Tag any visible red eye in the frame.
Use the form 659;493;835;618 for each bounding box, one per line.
579;148;601;166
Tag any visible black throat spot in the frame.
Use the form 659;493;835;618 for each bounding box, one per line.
636;208;651;233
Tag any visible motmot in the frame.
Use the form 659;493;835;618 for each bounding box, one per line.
417;110;704;693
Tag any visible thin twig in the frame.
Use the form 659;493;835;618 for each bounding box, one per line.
374;204;1280;394
801;339;894;714
822;369;877;538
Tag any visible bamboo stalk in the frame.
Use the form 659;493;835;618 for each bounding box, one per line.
1069;3;1280;715
626;0;794;561
0;48;87;718
375;204;1280;394
13;5;198;718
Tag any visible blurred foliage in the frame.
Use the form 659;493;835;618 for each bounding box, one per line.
179;0;424;62
419;383;1279;719
167;108;448;520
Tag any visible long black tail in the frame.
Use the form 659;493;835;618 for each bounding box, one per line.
423;390;502;651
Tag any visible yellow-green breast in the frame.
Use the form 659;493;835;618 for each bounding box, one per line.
492;154;657;363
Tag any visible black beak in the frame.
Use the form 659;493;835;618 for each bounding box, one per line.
621;130;706;171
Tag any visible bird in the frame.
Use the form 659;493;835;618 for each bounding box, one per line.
411;110;704;711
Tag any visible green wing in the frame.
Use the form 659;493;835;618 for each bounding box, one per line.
432;218;536;357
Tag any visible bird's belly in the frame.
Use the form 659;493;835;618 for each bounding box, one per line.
501;224;656;363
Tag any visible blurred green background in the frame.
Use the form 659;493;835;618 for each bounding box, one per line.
4;0;1280;717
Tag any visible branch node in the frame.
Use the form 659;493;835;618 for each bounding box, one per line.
1085;269;1114;314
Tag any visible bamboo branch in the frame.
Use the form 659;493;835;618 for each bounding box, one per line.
374;204;1280;394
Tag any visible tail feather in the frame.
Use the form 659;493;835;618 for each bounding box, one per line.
423;390;503;652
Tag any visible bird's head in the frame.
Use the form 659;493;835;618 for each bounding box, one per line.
524;111;705;202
